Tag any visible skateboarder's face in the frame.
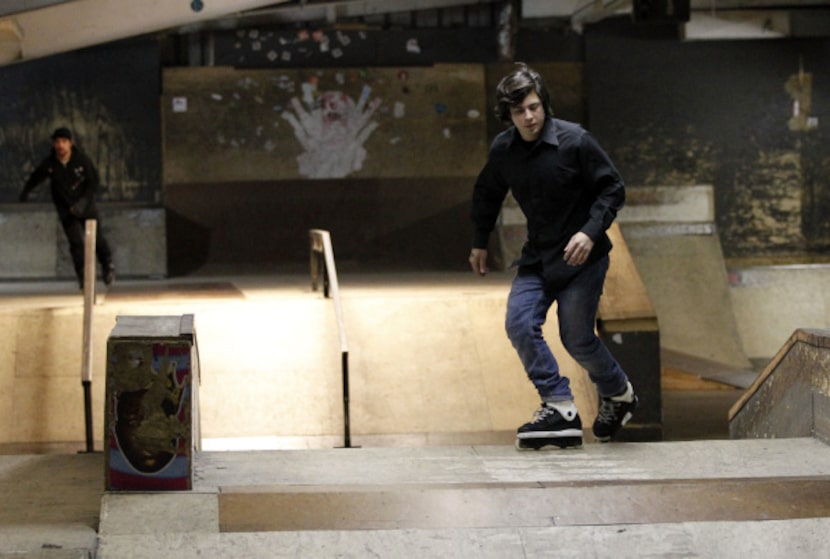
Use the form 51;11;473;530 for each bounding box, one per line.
510;92;545;142
52;137;72;160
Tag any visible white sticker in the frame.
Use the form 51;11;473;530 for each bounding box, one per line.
393;101;405;118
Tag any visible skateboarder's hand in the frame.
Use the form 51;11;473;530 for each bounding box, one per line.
469;248;488;276
564;232;594;266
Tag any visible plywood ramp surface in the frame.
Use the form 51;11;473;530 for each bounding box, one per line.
599;222;656;327
0;274;600;447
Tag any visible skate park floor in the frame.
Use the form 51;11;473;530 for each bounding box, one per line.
3;438;829;558
1;272;827;558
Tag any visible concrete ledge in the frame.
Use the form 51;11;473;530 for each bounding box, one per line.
99;493;218;537
0;205;166;280
729;328;830;443
94;440;830;558
0;524;96;558
0;209;57;277
217;478;830;531
618;184;714;224
95;519;830;559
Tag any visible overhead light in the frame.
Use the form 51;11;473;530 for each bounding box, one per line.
0;18;22;64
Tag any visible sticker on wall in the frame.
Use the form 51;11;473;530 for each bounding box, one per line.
172;97;188;113
786;58;818;132
393;101;405;118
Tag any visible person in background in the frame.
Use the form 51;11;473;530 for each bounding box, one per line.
19;127;115;288
468;64;636;449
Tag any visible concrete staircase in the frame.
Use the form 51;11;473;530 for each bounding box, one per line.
92;438;830;558
5;436;829;558
92;326;830;558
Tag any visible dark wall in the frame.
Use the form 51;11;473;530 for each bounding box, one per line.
0;37;162;204
165;178;473;275
585;18;830;260
162;27;586;275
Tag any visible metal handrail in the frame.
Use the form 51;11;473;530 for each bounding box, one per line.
309;229;353;448
81;219;97;453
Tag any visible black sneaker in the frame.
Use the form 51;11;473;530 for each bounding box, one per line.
516;403;583;450
104;264;116;286
592;382;638;442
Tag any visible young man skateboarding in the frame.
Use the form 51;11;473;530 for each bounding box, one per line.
469;64;637;449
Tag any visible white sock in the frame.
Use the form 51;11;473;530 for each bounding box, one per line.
546;400;578;421
611;382;635;403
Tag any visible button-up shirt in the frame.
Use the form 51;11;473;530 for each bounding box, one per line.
471;117;625;287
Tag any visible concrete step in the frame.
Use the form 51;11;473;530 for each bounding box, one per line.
95;518;830;559
0;525;96;559
219;477;830;531
95;438;830;558
0;453;99;559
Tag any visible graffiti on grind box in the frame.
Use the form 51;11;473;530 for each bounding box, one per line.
106;341;193;491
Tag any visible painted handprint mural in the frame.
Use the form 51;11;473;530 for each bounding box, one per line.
282;85;382;178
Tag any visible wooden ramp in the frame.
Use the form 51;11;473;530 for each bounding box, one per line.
661;348;758;390
1;235;662;450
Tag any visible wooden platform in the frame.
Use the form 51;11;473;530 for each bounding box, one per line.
661;348;758;390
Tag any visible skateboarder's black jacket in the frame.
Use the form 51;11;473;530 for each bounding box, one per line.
470;117;625;289
21;146;101;219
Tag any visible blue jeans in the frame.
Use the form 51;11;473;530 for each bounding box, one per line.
505;255;628;402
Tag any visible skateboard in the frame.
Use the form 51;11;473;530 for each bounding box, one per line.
515;435;583;450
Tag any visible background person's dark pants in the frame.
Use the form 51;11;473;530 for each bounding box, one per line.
60;213;113;285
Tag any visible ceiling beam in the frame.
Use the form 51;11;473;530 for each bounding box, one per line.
0;0;81;18
0;0;291;66
571;0;632;33
178;0;503;31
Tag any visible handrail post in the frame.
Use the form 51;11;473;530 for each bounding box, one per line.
341;352;351;449
309;229;354;448
81;219;96;453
